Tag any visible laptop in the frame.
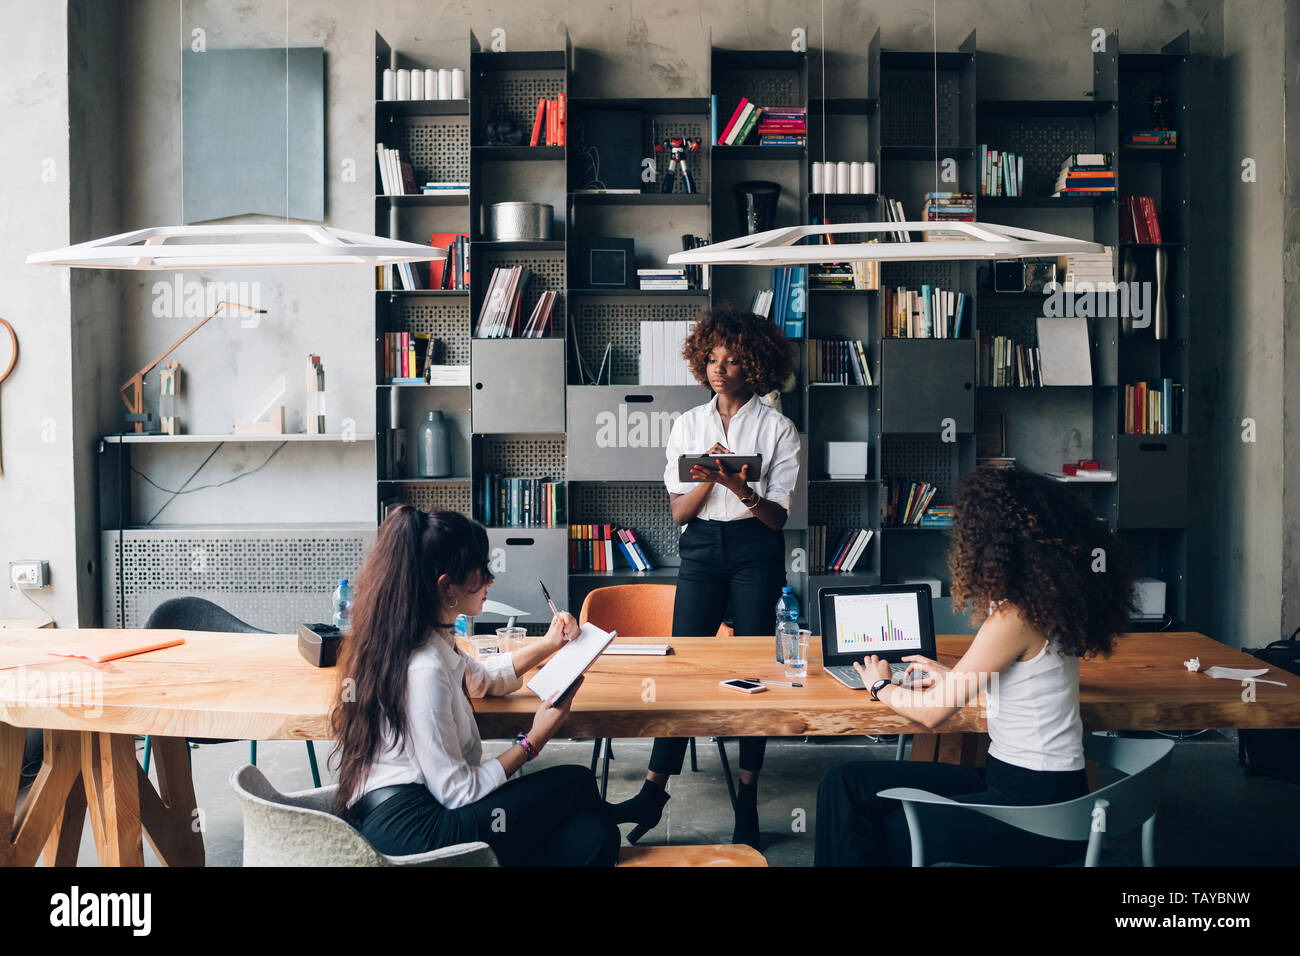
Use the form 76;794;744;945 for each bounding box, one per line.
818;583;938;690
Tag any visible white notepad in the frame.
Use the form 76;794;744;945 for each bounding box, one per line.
526;623;618;702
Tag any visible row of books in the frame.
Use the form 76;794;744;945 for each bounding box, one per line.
919;505;955;528
885;480;941;527
810;338;874;385
639;320;697;385
716;98;807;146
570;524;654;572
1122;129;1177;148
375;143;417;195
884;285;969;339
474;267;556;338
811;527;874;574
478;475;566;528
1053;153;1116;196
980;148;1026;197
750;267;807;338
528;94;567;146
922;192;974;239
429;232;470;290
678;235;709;289
809;258;879;290
1124;379;1184;435
880;196;913;242
378;331;471;385
639;267;688;290
980;335;1045;387
1119;195;1164;244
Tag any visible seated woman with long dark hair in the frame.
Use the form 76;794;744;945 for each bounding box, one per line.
815;467;1136;866
329;506;619;866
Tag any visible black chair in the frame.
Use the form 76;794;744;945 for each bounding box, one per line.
140;597;321;787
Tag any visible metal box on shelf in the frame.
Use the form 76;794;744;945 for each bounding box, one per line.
479;527;569;624
1116;433;1187;528
880;339;975;434
471;339;566;433
565;386;703;480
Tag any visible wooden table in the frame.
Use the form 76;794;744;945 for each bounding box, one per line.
2;628;1297;866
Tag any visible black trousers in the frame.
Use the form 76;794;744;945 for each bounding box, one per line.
648;517;787;776
814;755;1090;866
356;765;619;866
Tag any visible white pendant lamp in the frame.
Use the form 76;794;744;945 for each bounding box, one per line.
27;224;441;271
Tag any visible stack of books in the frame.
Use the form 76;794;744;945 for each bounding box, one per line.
638;320;697;385
919;505;955;528
884;285;969;339
528;94;566;146
810;338;873;385
980;335;1043;387
474;267;557;337
1122;129;1177;148
717;97;762;145
922;192;975;238
980;148;1024;196
1060;249;1115;289
886;480;940;527
807;221;880;289
1045;460;1116;482
1053;153;1116;197
1124;379;1184;434
375;143;417;195
819;528;874;573
756;107;807;146
639;267;688;290
379;332;472;385
421;181;469;197
479;475;565;528
881;197;912;242
1119;195;1164;243
750;267;807;337
569;524;653;572
429;232;470;290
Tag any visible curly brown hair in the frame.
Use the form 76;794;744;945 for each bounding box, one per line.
682;305;796;395
947;466;1136;658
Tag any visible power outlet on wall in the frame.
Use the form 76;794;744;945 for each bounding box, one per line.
9;561;50;590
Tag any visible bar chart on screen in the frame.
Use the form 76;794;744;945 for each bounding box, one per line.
836;593;922;652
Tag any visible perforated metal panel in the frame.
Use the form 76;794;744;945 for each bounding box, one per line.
569;482;678;565
808;483;871;528
647;115;709;193
881;71;958;145
479;251;566;334
571;301;704;381
483;436;566;476
400;119;471;183
817;206;871;244
881;437;958;503
102;528;375;631
478;72;565;135
396;300;472;366
715;70;803;127
977;118;1096;196
977;302;1041;345
883;260;960;289
396;483;474;514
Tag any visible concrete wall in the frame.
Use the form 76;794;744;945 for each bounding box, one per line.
1282;0;1300;641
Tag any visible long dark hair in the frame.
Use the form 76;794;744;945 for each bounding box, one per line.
329;506;492;811
947;467;1136;658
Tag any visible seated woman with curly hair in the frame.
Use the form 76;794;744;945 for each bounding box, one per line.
814;466;1136;866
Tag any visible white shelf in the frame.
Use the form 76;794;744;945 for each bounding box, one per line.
101;433;374;444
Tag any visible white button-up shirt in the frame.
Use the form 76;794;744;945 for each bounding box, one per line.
663;392;801;522
350;632;519;810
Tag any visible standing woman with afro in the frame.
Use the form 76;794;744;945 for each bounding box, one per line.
612;306;800;849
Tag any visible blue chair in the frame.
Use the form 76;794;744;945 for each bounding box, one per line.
140;597;322;788
878;735;1175;866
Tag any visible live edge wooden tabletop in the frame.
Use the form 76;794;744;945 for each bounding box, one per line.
1;629;1298;740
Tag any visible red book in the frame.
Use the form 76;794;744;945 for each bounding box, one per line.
557;92;566;146
718;97;749;144
548;98;557;146
529;98;546;147
1143;196;1163;243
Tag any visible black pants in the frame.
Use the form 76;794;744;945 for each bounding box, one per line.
814;754;1090;866
649;517;787;776
356;765;619;866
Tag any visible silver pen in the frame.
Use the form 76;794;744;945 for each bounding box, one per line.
539;579;562;617
745;677;804;688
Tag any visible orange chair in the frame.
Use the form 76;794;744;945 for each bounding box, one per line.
578;584;738;803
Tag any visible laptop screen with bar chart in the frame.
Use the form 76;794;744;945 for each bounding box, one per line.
818;583;937;668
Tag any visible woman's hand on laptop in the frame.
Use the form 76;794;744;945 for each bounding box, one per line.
853;655;894;684
901;654;947;687
544;611;580;651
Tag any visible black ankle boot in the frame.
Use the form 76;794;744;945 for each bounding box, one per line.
611;780;671;844
732;781;760;849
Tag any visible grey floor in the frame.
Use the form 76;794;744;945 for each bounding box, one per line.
42;731;1300;866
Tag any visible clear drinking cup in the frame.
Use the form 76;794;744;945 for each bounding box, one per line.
496;626;527;652
782;629;811;679
470;634;502;658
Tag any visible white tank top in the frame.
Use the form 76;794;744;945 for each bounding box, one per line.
985;637;1085;772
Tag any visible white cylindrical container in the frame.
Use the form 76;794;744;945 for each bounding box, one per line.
849;162;863;193
424;69;436;99
396;68;410;100
382;68;395;100
437;68;452;99
451;68;466;99
410;69;424;100
862;161;877;194
811;163;824;193
835;161;850;193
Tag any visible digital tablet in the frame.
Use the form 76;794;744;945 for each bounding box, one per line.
677;453;763;483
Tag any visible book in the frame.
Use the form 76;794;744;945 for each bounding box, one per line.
719;97;749;145
529;98;546;146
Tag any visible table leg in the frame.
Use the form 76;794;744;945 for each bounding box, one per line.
138;735;204;866
81;731;144;866
910;732;989;766
2;727;83;867
42;778;86;866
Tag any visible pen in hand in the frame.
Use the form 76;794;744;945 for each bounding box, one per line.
539;579;561;618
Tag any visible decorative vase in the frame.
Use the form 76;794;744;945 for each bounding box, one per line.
418;410;452;478
733;180;782;235
1120;247;1139;336
1154;247;1168;340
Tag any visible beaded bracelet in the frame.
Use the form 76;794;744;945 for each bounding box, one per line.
515;732;537;761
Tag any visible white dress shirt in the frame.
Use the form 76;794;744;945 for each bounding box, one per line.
663;392;801;522
350;631;520;810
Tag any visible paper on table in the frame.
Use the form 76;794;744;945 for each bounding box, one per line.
48;634;185;663
1203;665;1288;686
526;623;616;702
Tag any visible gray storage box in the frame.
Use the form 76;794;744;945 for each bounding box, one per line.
881;339;975;434
565;386;704;480
479;528;569;625
472;339;566;433
1117;434;1187;528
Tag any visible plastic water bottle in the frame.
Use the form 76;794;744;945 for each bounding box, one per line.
453;614;469;639
775;586;800;663
332;578;354;634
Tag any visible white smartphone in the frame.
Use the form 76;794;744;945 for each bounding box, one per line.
720;678;768;694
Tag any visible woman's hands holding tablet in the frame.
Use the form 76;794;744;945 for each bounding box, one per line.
690;442;751;497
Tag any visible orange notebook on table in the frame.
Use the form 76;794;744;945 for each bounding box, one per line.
48;634;185;663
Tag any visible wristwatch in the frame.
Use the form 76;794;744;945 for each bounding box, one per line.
869;678;893;701
739;490;761;510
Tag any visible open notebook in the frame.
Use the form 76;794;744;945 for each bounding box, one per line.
526;622;617;703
